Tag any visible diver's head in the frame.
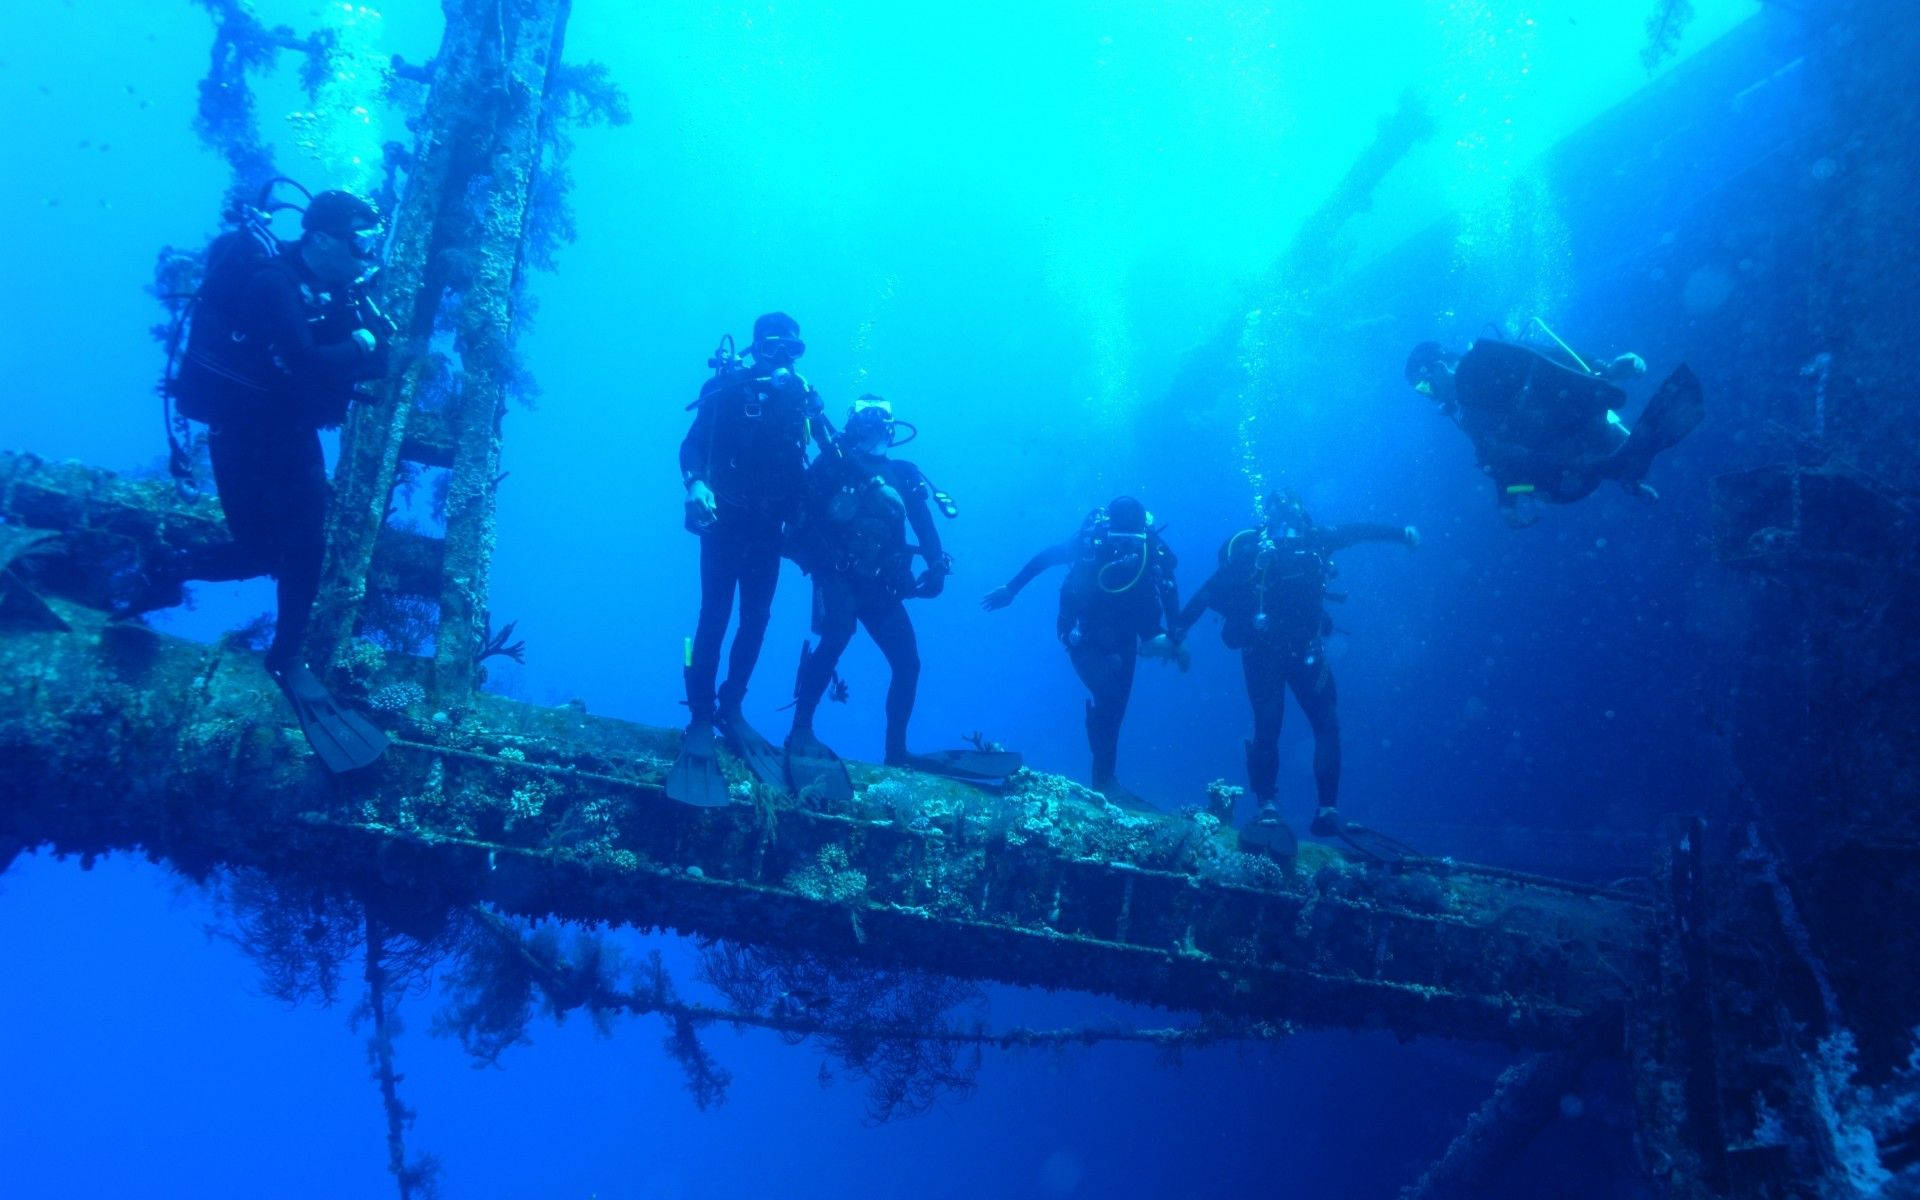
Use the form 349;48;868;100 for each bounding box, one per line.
843;394;895;456
751;311;806;367
1404;341;1459;405
1107;496;1148;535
300;189;384;285
1262;489;1310;536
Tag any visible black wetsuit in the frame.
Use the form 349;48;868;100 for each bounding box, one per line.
1178;522;1406;809
1449;340;1637;509
171;245;385;670
678;365;828;722
789;447;945;760
1003;512;1179;788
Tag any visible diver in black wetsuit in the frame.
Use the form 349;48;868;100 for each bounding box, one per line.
670;312;832;805
785;395;952;786
983;498;1185;805
130;187;392;771
1176;491;1417;844
1405;326;1703;527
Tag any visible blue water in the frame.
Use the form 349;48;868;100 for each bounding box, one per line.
0;1;1788;1195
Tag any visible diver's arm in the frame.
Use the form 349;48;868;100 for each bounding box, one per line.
1154;548;1183;637
1316;523;1418;553
1005;542;1073;594
1143;551;1192;669
902;470;950;598
982;541;1074;610
247;269;366;381
678;381;725;517
679;377;727;486
1173;574;1217;639
901;467;945;566
805;385;835;456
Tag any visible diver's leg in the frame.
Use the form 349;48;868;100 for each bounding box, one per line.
792;581;857;734
1289;653;1342;819
861;598;920;763
718;517;781;712
112;422;269;618
686;520;743;722
1072;637;1135;788
262;428;329;673
193;422;281;580
1241;644;1285;804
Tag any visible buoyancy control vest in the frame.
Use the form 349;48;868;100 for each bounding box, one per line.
1211;526;1334;651
688;364;822;511
1060;507;1176;644
798;452;928;596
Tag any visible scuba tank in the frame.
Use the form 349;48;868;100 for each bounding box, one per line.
159;177;315;492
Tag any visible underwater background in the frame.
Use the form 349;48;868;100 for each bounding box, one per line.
1;1;1879;1196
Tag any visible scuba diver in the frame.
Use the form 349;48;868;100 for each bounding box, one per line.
783;396;1014;798
1176;491;1418;856
668;312;833;808
1405;320;1704;527
982;498;1186;806
129;182;393;772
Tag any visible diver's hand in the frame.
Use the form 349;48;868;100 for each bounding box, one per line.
981;585;1014;611
1141;634;1191;672
350;329;378;354
1602;352;1646;380
914;566;948;599
687;479;717;520
1403;525;1421;549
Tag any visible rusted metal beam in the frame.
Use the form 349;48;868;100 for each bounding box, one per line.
0;578;1648;1048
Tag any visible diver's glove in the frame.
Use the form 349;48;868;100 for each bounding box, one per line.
1141;633;1191;672
981;585;1015;611
1601;352;1646;380
684;479;717;533
914;555;950;598
1403;525;1421;548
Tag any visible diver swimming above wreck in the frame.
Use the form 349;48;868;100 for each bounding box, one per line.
1405;322;1705;526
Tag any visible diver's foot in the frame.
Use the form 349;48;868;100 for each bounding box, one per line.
1239;803;1296;857
1310;806;1343;838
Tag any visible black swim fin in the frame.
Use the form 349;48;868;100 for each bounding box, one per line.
785;727;854;803
1238;805;1297;861
894;748;1024;782
1334;821;1421;867
1616;365;1705;481
273;663;388;773
717;706;790;795
1094;779;1158;813
665;721;731;808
